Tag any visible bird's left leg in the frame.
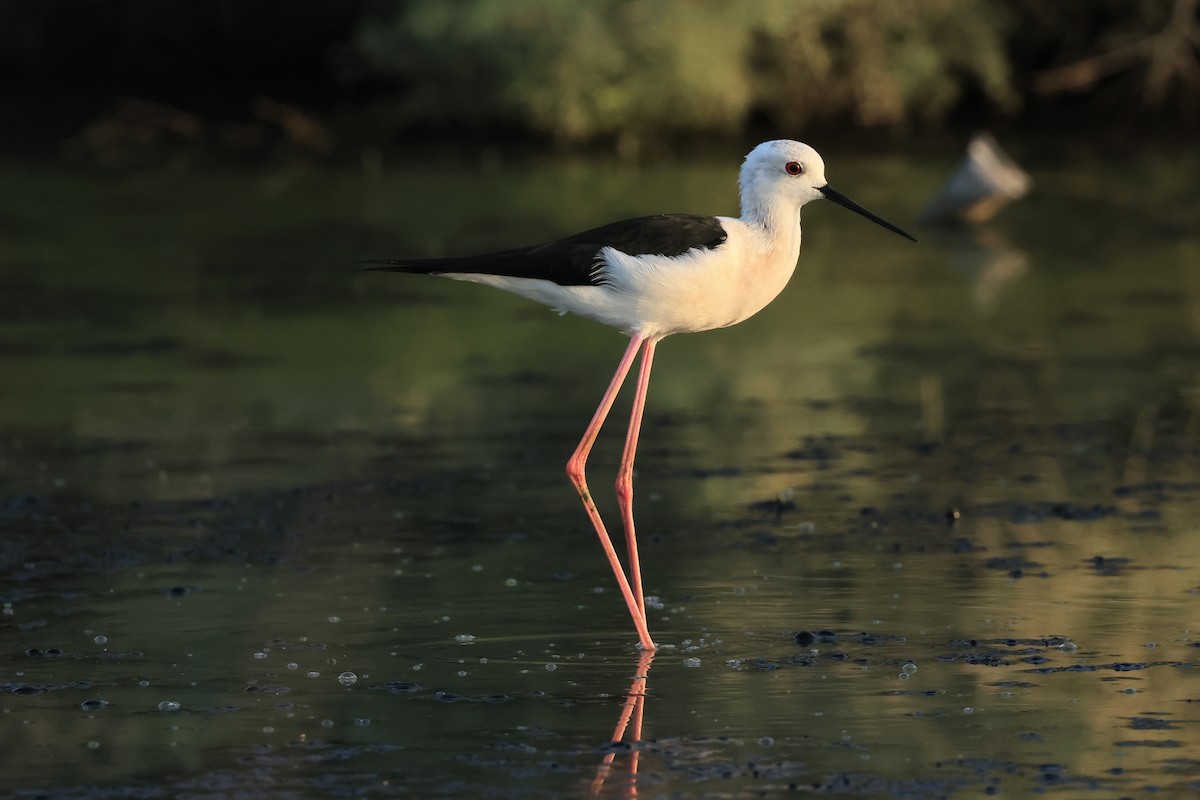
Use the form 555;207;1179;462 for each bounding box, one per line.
615;337;657;621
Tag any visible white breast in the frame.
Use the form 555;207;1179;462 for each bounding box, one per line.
596;217;802;338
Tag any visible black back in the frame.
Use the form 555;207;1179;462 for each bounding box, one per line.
362;214;728;287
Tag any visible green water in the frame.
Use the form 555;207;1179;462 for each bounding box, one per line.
1;144;1199;797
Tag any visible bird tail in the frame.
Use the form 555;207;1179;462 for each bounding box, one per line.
355;258;458;275
357;248;537;275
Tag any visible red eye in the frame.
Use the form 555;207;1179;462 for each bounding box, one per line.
785;161;804;175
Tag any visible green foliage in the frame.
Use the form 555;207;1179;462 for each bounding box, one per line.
3;0;1192;147
356;0;1018;143
357;0;758;145
751;0;1017;128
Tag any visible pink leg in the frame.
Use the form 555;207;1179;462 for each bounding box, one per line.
567;335;655;651
615;338;657;621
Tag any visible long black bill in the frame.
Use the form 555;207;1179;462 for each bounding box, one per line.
819;185;917;243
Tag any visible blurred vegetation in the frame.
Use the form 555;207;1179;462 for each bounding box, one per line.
356;0;1017;148
0;0;1196;155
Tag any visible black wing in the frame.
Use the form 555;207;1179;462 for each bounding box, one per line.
360;214;727;287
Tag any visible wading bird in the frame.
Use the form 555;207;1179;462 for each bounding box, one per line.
364;140;915;650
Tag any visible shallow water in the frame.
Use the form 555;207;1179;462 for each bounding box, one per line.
2;144;1199;798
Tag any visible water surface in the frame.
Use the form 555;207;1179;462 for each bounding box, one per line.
1;144;1199;797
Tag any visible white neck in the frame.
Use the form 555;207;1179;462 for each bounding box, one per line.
739;168;801;227
741;191;802;236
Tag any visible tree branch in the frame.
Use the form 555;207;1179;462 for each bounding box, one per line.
1033;0;1200;105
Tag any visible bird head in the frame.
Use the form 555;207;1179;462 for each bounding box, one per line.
740;140;916;242
739;140;828;211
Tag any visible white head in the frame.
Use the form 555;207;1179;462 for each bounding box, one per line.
739;140;828;218
738;139;917;241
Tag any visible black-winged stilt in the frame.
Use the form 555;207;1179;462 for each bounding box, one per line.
364;140;916;650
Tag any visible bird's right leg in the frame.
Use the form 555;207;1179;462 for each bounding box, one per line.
567;334;655;651
615;337;657;621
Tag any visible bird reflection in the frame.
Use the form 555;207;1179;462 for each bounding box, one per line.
943;226;1029;312
590;650;655;797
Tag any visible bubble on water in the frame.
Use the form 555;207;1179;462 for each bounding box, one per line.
337;672;358;686
683;657;702;668
898;672;911;681
354;718;371;726
758;736;775;747
963;707;975;714
504;578;518;587
328;616;341;624
902;663;918;674
479;657;489;665
157;701;181;712
306;671;321;679
544;664;557;672
798;521;815;534
1145;642;1157;648
93;635;108;646
80;699;109;711
732;586;746;595
1121;688;1138;695
253;651;268;660
320;719;334;728
286;662;299;670
645;596;665;610
262;726;274;734
138;680;150;688
457;670;467;677
1058;641;1077;653
87;741;100;750
455;634;476;643
472;564;483;572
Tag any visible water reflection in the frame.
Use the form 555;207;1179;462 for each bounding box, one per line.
590;650;654;797
936;226;1029;312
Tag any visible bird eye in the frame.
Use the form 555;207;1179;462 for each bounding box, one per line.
785;161;804;176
